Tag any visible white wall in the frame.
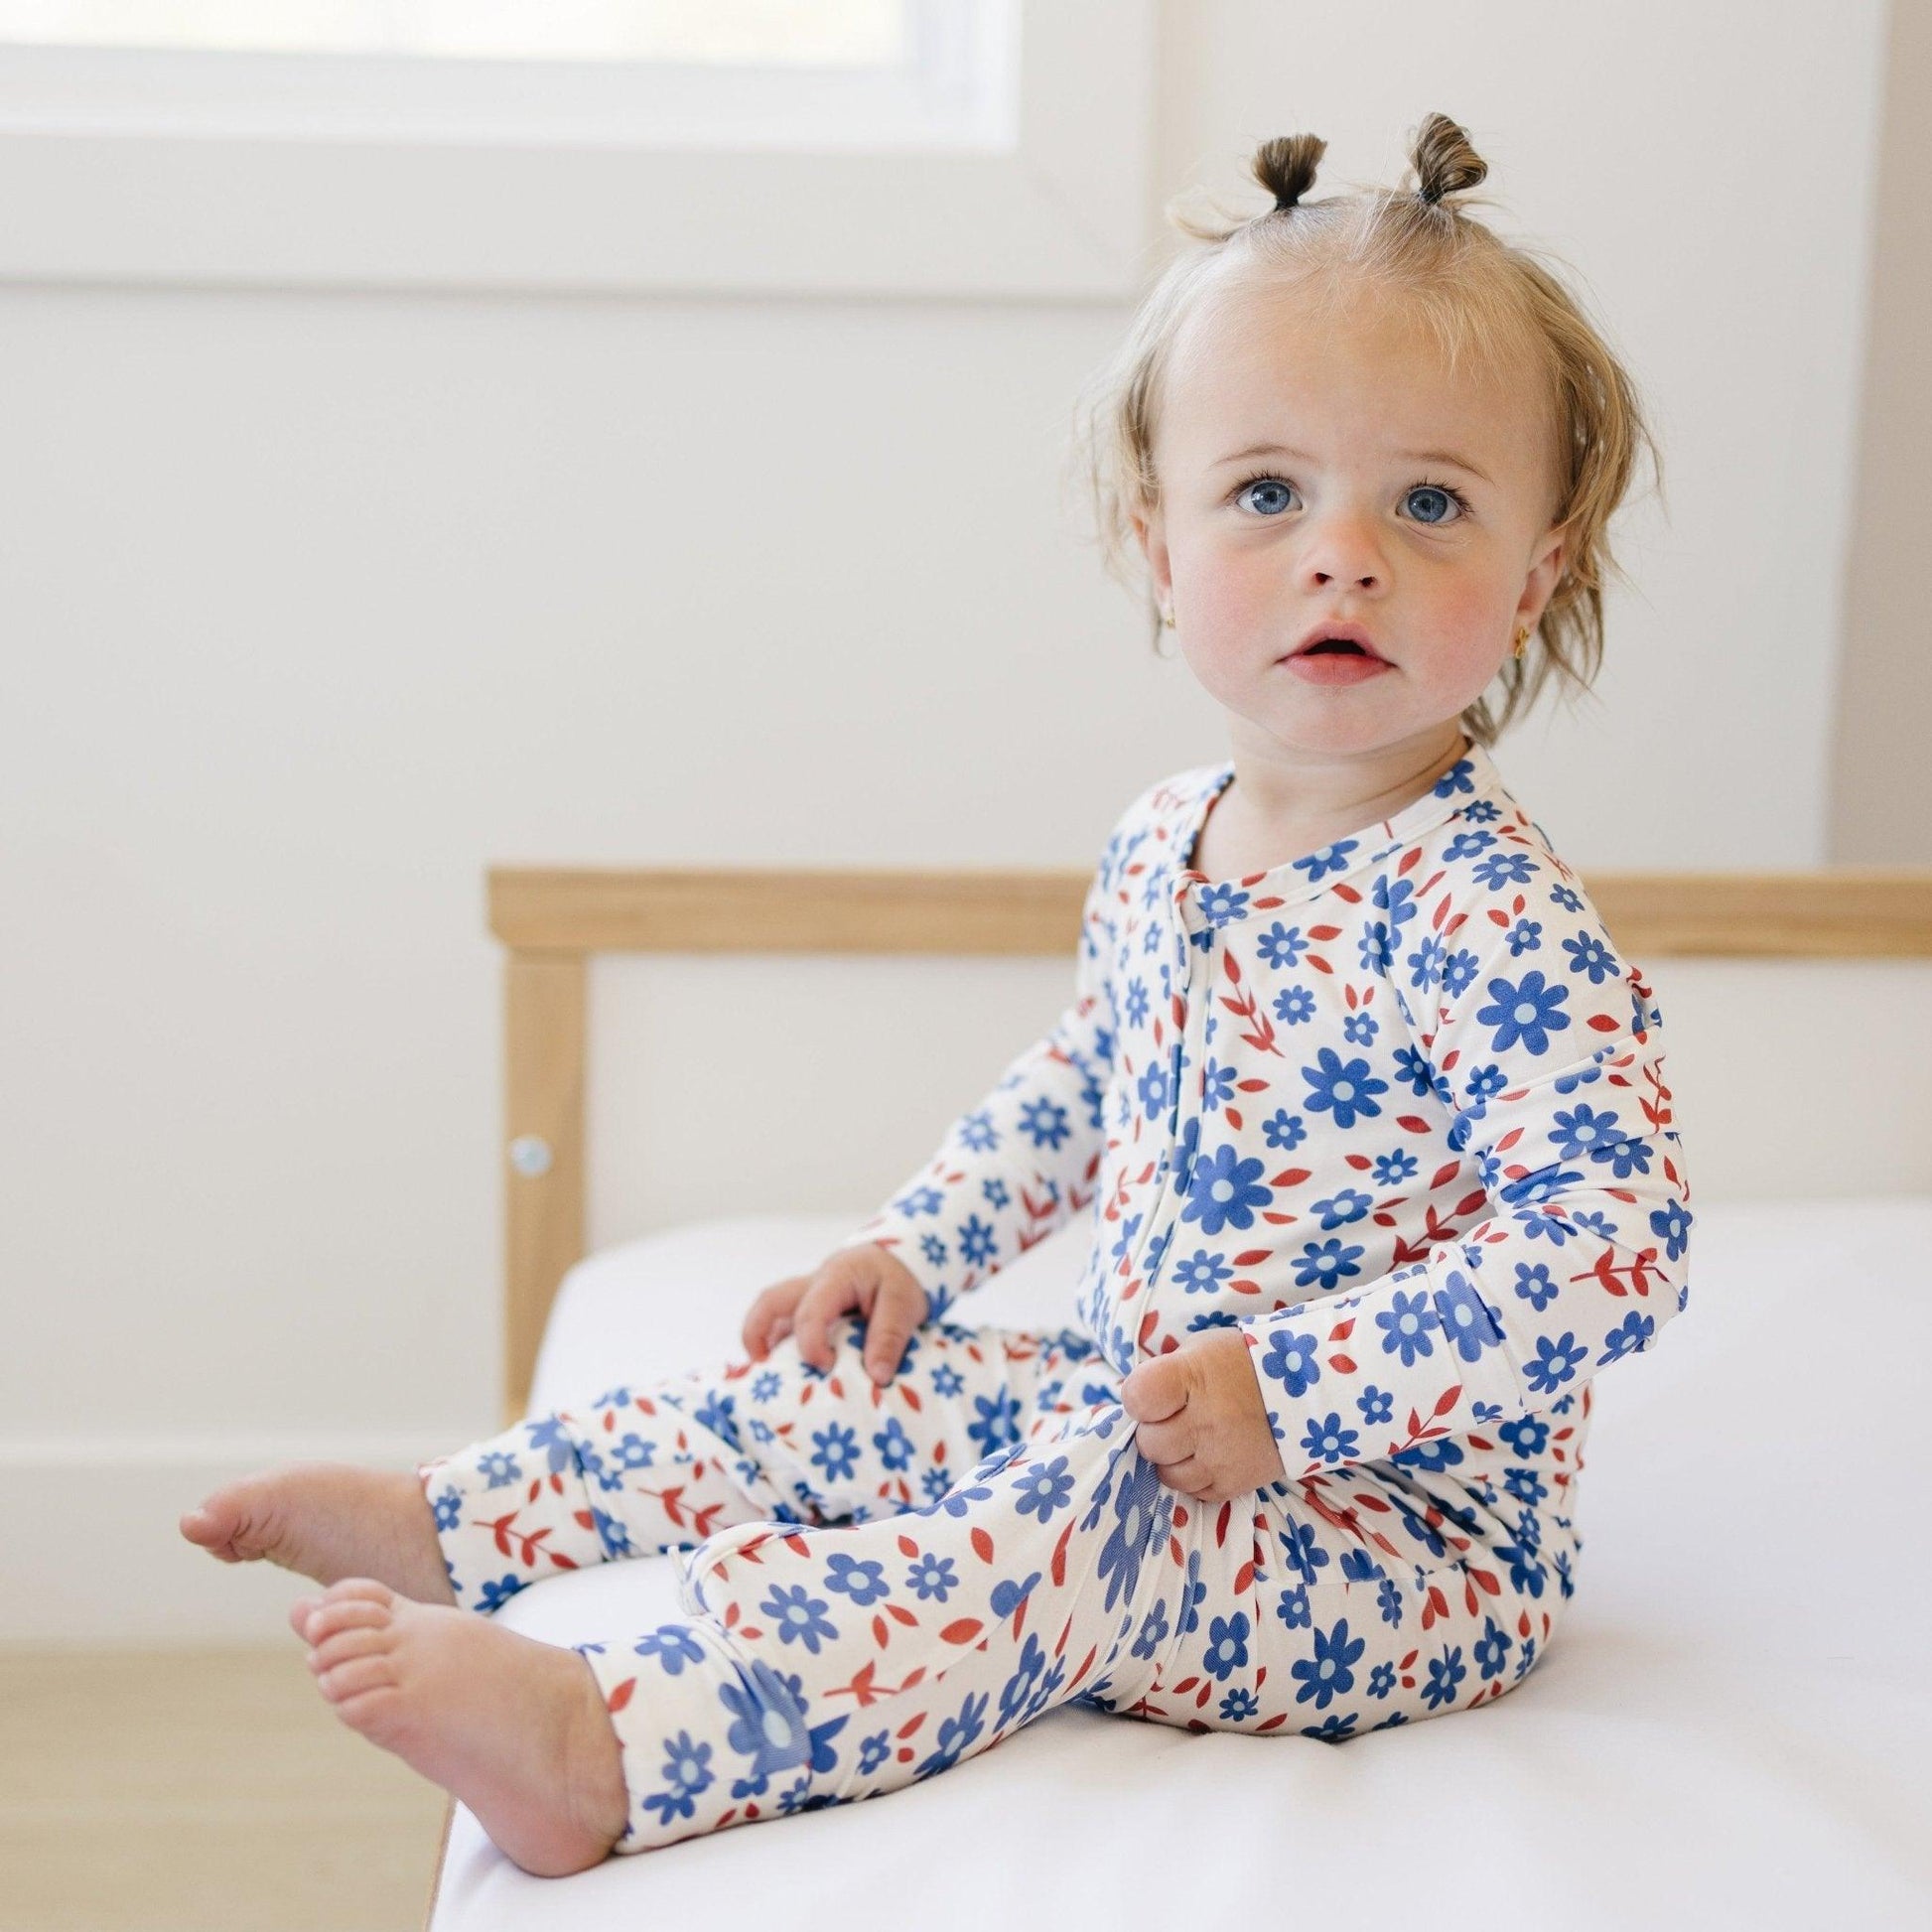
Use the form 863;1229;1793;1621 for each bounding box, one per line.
0;0;1895;1639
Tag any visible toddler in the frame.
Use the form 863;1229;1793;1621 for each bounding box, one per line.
181;112;1692;1876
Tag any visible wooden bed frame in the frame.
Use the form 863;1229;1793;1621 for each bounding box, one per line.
483;864;1932;1430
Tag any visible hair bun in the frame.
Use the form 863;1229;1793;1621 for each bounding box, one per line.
1250;132;1326;212
1409;111;1487;207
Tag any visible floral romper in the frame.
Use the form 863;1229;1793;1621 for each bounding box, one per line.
418;734;1694;1855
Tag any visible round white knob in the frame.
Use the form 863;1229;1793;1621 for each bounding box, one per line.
508;1135;553;1178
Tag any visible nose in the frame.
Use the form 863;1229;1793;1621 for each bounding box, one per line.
1300;510;1386;593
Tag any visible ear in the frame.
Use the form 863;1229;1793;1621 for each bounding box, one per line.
1131;500;1173;609
1515;520;1569;633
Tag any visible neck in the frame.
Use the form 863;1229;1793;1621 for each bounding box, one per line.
1224;722;1470;833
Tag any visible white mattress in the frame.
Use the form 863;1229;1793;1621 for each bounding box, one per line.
429;1199;1932;1931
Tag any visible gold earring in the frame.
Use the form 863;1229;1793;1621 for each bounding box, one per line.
1162;606;1176;628
1512;624;1530;659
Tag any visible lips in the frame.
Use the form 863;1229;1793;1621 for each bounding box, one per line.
1285;622;1388;663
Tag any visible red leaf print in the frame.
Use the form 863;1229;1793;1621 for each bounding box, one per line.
1328;1354;1357;1373
897;1535;920;1559
940;1618;984;1645
971;1527;995;1564
607;1678;636;1714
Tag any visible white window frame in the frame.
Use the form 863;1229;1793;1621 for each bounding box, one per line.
0;0;1155;299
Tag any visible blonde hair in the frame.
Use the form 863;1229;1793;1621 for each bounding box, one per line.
1063;112;1664;747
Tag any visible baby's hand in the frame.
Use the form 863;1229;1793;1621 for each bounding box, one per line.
741;1243;931;1386
1121;1330;1287;1503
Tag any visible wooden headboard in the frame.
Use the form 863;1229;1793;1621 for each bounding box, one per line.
484;866;1932;1429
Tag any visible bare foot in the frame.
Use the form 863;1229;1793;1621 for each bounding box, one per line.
290;1578;629;1876
179;1462;457;1606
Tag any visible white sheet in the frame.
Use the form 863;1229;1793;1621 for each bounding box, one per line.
429;1198;1932;1931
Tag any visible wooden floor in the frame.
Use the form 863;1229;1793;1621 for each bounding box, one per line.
0;1646;451;1932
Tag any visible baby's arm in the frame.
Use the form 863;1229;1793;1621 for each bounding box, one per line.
827;853;1120;1323
1236;861;1693;1478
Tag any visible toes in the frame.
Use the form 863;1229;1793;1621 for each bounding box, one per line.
288;1596;321;1640
314;1651;398;1704
303;1596;392;1644
319;1576;397;1610
309;1624;391;1675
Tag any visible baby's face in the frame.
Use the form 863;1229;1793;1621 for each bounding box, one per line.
1136;270;1569;766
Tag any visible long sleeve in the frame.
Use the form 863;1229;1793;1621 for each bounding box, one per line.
1235;866;1694;1481
831;856;1120;1322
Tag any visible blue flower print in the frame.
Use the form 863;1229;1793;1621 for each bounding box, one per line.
1471;850;1538;891
1203;1612;1252;1682
1523;1329;1588;1396
1562;928;1621;983
1341;1007;1379;1046
639;1730;715;1827
1302;1046;1388;1130
1503;916;1543;956
1257;1326;1320;1399
633;1624;707;1675
1474;969;1572;1056
1300;1411;1359;1466
1013;1456;1075;1524
758;1583;840;1655
1371;1147;1418;1187
1356;1383;1395;1426
478;1450;520;1490
1310;1187;1372;1230
1137;1061;1170;1117
1196;883;1252;926
1405;932;1448;995
1600;1310;1657;1362
904;1551;958;1601
914;1690;990;1780
477;1575;527;1613
1171;1248;1233;1294
1422;1643;1468;1711
1257;921;1311;969
1375;1287;1441;1367
1293;1617;1364;1709
719;1661;817;1785
431;1486;461;1532
1263;1108;1307;1151
822;1554;892;1606
871;1417;915;1473
1435;1269;1507;1364
1296;838;1360;884
810;1422;862;1487
1292;1238;1367;1293
1202;1058;1237;1112
1274;984;1317;1026
1095;1452;1167;1613
1652;1198;1693;1261
1019;1096;1070;1150
1181;1143;1273;1236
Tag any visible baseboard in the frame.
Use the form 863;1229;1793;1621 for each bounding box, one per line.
0;1432;466;1645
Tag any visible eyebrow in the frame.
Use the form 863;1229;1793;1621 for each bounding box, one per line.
1213;441;1494;486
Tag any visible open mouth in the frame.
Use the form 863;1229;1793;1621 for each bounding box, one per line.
1300;639;1371;657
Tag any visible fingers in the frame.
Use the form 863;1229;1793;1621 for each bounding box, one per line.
1120;1353;1188;1425
791;1277;857;1373
1153;1454;1211;1498
744;1278;808;1361
1133;1414;1192;1465
863;1304;915;1386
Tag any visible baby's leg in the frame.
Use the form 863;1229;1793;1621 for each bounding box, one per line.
572;1387;1175;1856
421;1311;1066;1614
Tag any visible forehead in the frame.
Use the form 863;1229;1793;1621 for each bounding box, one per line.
1161;269;1538;475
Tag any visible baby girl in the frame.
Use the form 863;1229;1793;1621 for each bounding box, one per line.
182;110;1691;1874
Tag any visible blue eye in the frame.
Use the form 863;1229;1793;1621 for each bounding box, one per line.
1405;483;1466;524
1230;472;1472;524
1235;476;1297;516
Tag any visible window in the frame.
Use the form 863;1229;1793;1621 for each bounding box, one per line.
0;0;1155;296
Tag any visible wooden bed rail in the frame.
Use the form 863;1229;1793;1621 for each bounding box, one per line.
485;865;1932;1427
